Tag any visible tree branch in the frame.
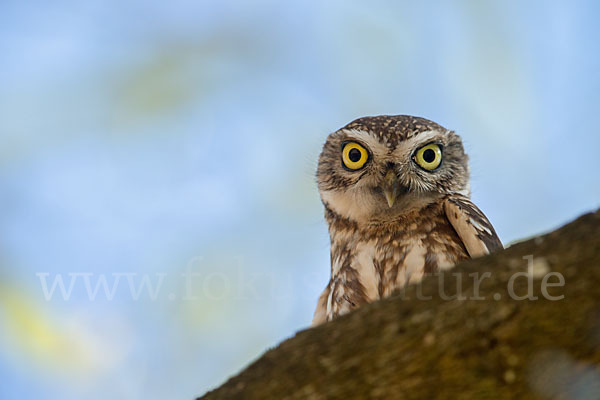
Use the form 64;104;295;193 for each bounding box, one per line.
199;210;600;399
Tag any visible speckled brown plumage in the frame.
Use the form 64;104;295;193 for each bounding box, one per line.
325;200;469;315
313;115;502;325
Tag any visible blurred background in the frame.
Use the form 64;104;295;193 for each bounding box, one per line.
1;0;599;399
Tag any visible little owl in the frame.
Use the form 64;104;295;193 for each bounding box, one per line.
313;115;502;325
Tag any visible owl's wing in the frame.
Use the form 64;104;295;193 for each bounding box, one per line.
444;194;503;258
311;285;330;326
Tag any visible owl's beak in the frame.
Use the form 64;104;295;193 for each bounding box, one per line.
382;169;399;208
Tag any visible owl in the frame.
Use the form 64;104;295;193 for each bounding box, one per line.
312;115;502;325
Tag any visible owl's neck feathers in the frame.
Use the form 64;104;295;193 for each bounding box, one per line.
323;204;358;232
321;188;446;229
323;196;445;235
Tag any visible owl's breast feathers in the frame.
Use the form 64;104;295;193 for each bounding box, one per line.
312;194;502;325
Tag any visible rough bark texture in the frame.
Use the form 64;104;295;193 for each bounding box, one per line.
199;210;600;400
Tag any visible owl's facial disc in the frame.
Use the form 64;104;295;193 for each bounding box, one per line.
318;118;470;224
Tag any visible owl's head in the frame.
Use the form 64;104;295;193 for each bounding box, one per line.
317;115;470;224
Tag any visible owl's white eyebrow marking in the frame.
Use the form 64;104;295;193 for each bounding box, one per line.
341;128;447;156
412;130;447;144
340;129;392;155
392;130;447;158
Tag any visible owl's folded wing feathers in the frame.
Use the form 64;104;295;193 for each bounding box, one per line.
312;285;330;326
444;195;503;258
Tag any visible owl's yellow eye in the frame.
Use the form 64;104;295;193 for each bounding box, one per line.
413;143;442;171
341;141;369;170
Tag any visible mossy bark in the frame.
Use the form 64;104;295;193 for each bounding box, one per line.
199;210;600;400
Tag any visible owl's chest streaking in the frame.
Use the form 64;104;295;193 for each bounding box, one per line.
324;200;468;320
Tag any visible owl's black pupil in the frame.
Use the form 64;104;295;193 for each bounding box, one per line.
348;148;362;162
423;149;436;163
